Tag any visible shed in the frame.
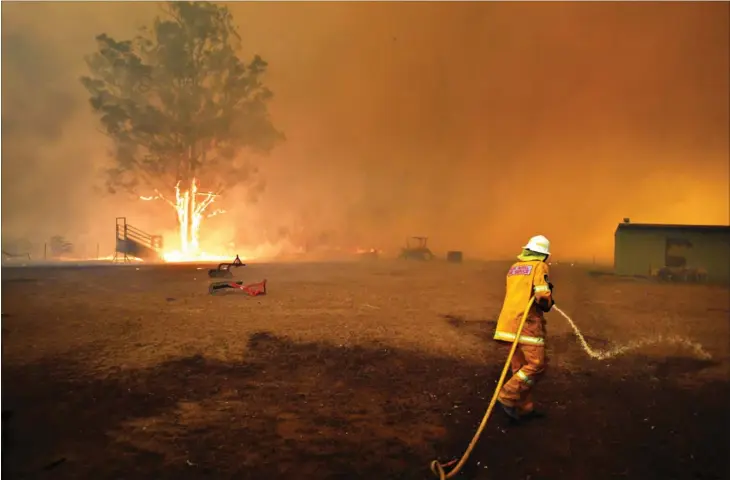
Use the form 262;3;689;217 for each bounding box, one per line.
614;220;730;282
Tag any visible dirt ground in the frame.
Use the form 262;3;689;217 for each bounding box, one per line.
2;259;729;479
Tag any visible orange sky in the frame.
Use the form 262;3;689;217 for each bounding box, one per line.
2;2;728;260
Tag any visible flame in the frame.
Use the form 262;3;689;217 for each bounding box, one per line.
97;254;145;263
161;250;241;263
355;247;381;254
207;209;226;218
139;177;229;262
175;178;218;255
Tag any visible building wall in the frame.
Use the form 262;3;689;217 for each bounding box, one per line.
614;228;730;282
682;232;730;282
614;230;665;276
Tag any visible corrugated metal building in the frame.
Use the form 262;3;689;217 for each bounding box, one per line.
614;219;730;282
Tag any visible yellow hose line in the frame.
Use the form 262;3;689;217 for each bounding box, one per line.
430;296;536;479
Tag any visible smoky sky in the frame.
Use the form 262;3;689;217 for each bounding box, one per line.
1;1;728;260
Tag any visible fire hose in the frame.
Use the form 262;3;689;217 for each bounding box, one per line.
429;296;536;479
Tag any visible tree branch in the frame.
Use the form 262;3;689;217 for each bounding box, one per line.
81;0;283;211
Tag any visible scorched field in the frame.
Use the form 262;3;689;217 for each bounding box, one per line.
2;260;728;479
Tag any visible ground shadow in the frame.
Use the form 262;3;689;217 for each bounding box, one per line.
2;332;728;479
442;313;611;355
442;314;496;343
642;356;720;377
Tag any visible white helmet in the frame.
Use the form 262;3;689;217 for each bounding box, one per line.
523;235;551;255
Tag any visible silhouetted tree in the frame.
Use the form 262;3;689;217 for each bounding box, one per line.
80;1;282;254
49;235;74;257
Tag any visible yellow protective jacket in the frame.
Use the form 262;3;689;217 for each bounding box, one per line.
494;254;554;346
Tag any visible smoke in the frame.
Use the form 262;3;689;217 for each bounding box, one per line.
1;2;152;258
2;2;728;261
1;29;79;239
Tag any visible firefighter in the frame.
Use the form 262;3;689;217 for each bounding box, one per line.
494;235;555;421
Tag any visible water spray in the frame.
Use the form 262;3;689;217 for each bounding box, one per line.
429;300;714;479
552;305;712;361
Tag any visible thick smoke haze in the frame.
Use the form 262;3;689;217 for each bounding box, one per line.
2;2;728;261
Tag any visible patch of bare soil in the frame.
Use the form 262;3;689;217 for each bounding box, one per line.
2;261;729;479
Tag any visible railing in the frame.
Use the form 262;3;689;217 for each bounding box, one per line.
115;217;163;261
118;224;146;245
116;218;163;249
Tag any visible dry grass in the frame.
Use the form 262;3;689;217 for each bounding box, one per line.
2;259;728;479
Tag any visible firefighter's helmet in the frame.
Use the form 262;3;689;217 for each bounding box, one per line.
523;235;551;255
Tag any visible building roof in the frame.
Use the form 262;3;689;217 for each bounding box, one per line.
616;222;730;234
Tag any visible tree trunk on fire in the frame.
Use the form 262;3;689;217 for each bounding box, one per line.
185;190;193;248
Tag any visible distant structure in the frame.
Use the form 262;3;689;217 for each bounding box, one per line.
614;218;730;282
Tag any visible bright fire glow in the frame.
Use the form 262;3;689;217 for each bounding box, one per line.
98;254;145;263
355;247;381;254
140;177;232;262
161;250;240;263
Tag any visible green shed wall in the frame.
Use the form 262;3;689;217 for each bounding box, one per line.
614;228;730;282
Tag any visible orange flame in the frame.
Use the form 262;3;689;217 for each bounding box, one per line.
140;178;230;262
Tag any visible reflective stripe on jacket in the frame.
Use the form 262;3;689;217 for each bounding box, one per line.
493;330;545;345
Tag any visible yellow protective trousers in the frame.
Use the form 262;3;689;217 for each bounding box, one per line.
496;343;546;414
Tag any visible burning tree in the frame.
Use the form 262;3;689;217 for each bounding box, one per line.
81;1;282;257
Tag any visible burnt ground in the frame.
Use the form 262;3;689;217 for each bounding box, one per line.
1;260;729;479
